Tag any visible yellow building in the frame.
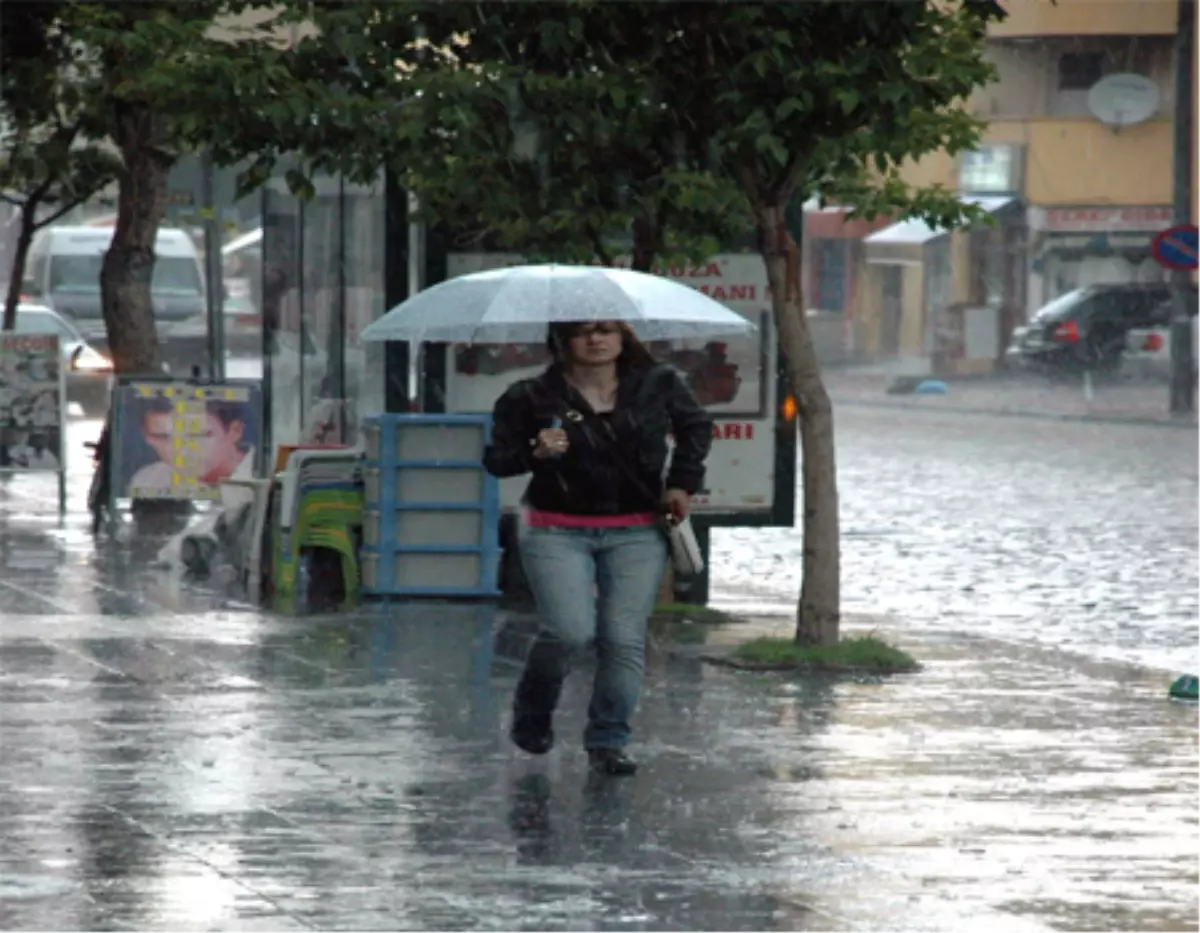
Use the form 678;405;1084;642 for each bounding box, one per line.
855;0;1189;367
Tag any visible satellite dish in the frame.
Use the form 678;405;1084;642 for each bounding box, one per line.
1087;73;1160;128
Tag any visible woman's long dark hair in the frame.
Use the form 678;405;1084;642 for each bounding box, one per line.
546;321;656;370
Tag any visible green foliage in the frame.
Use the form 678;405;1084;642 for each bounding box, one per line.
650;603;744;626
295;1;751;267
0;0;374;354
2;0;376;201
0;128;119;227
55;3;305;169
732;634;919;672
0;1;121;327
662;1;1004;222
294;0;1004;263
0;2;118;211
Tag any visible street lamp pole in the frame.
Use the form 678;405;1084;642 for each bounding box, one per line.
1168;0;1194;415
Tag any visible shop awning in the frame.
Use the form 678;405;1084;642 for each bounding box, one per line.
864;195;1016;255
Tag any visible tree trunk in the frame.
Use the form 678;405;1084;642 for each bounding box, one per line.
2;204;38;332
101;106;171;375
631;213;660;272
758;204;841;646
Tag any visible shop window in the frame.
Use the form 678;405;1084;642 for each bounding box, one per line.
959;145;1022;195
262;170;386;457
1057;52;1104;91
814;239;847;313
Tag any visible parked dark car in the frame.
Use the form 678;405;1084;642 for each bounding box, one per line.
1005;283;1198;374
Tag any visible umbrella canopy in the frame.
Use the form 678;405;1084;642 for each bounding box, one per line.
361;264;757;344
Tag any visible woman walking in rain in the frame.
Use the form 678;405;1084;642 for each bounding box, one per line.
483;320;712;776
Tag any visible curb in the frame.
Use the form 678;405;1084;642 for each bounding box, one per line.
831;396;1200;430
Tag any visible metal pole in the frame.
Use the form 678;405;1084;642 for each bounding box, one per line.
408;18;427;412
1169;0;1195;415
201;151;225;381
407;188;424;409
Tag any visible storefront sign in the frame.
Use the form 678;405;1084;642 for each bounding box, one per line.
112;380;263;501
1033;206;1173;234
713;422;755;440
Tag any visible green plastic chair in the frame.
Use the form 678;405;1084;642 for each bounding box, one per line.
275;486;364;612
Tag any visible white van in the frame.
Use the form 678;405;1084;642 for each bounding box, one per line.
22;225;208;372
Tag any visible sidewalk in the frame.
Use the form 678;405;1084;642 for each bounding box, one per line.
1;508;1195;933
673;615;1199;931
824;367;1197;427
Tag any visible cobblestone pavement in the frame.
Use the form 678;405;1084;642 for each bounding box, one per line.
0;407;1195;932
824;368;1197;426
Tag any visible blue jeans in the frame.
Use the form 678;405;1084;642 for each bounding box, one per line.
516;524;668;750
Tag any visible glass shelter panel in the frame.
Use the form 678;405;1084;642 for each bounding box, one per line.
262;173;304;453
344;175;387;439
299;174;344;443
261;169;387;459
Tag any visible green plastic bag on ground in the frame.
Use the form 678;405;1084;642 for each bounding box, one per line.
1168;674;1198;701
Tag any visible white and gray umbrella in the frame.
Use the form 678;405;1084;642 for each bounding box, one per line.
361;264;757;344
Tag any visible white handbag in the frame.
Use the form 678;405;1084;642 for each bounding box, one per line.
664;514;704;576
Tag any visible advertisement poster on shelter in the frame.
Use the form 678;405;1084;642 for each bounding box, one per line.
445;254;768;418
114;380;263;501
0;333;63;472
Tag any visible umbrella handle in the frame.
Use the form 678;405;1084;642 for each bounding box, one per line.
548;417;564;458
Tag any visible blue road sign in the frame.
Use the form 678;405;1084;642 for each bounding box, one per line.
1151;224;1199;271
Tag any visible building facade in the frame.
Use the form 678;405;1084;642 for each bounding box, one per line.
906;0;1186;306
842;0;1190;368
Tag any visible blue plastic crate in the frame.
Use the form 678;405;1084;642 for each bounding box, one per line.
360;545;501;597
359;414;501;598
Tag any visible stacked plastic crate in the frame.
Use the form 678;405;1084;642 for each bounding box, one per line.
360;414;501;597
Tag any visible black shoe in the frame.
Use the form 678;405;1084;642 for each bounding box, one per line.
587;748;638;776
511;713;554;755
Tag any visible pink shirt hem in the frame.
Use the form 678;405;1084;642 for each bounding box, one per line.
524;508;658;529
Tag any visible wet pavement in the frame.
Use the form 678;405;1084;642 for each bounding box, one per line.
0;405;1196;931
715;405;1199;675
825;368;1198;426
1;601;1195;931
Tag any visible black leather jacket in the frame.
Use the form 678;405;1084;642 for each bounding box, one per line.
483;362;713;515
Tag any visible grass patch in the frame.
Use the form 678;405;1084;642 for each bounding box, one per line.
646;602;742;653
730;634;919;673
665;624;710;645
650;602;743;625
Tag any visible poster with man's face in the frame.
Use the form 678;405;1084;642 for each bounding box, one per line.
0;334;63;472
114;380;263;500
